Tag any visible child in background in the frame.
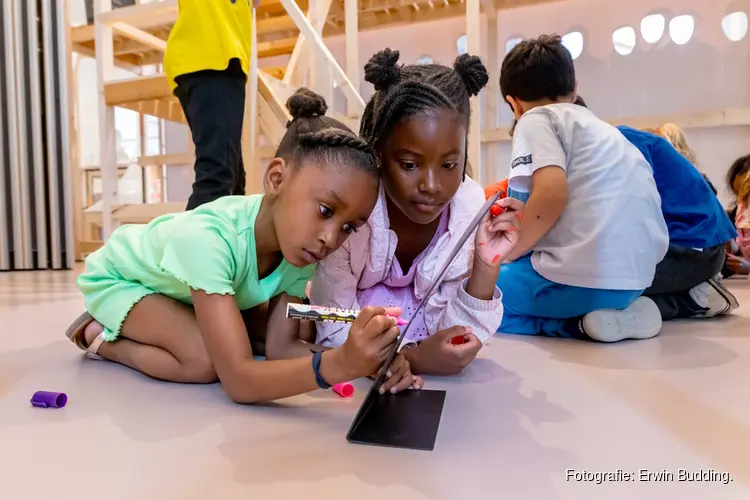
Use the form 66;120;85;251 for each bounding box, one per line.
496;35;669;342
724;156;750;277
735;173;750;262
617;123;739;318
65;89;422;403
165;0;257;209
647;123;718;195
303;50;522;376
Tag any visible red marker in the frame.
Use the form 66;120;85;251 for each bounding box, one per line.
451;335;466;345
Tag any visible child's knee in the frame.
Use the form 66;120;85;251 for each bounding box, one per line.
181;350;218;383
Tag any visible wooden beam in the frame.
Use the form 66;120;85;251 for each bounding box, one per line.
481;107;750;143
65;0;83;262
258;71;292;124
257;37;297;58
103;74;172;105
244;10;262;194
96;0;178;26
71;43;143;73
117;99;186;124
279;0;365;111
95;0;119;239
138;153;194;166
466;0;482;183
345;0;359;118
483;7;499;183
258;94;288;146
111;21;167;52
284;0;335;87
310;0;334;105
262;66;286;79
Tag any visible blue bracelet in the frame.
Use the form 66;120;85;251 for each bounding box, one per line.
311;351;332;390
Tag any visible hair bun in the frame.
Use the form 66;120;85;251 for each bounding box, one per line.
364;49;402;91
286;88;328;127
453;54;489;97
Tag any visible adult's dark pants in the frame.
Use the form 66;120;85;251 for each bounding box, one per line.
644;244;725;320
174;59;246;210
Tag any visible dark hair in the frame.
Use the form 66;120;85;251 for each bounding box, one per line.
359;49;489;178
727;154;750;194
500;34;576;103
275;88;377;177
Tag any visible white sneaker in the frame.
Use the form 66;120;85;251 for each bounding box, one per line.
688;277;737;317
580;296;662;343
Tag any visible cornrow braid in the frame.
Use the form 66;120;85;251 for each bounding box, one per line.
298;129;374;155
360;49;489;180
275;88;378;178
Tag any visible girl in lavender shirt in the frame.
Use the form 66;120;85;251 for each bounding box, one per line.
301;50;522;378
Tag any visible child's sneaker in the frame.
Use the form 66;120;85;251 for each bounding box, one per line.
688;276;738;317
577;296;662;343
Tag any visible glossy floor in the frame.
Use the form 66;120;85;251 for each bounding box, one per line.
1;270;749;500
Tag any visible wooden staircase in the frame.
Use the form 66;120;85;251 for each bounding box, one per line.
73;0;562;244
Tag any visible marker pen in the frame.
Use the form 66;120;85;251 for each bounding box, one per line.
286;303;408;326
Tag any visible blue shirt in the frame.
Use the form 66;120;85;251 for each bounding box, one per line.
618;126;737;249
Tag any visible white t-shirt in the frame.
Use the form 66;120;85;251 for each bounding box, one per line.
509;103;669;290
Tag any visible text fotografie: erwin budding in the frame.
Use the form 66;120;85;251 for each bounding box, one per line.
566;469;733;484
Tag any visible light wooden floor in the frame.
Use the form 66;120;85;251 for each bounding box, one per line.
1;270;749;500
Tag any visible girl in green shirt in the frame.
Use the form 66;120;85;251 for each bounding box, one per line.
66;89;422;403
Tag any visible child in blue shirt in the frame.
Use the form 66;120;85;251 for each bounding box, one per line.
617;126;738;319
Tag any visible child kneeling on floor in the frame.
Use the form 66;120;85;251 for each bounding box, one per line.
496;35;669;342
65;89;422;403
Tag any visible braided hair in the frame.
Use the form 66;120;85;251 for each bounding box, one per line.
276;88;377;178
359;49;489;178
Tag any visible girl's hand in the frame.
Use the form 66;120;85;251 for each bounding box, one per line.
474;197;524;268
340;306;401;379
403;326;482;376
377;353;424;394
725;254;750;275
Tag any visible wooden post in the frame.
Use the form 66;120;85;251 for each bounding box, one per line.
94;0;118;239
65;0;83;261
484;4;498;184
242;9;261;193
308;0;332;104
279;0;364;111
344;0;359;119
466;0;482;184
283;0;334;90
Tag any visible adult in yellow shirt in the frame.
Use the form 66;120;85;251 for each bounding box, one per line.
164;0;260;210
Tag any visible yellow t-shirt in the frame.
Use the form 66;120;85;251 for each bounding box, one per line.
164;0;252;91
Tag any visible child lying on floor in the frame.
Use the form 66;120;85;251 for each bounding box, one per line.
65;89;422;403
271;50;522;376
495;34;669;342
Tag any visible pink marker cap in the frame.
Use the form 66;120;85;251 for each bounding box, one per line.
332;382;354;398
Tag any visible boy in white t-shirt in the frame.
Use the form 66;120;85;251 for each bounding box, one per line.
495;35;669;342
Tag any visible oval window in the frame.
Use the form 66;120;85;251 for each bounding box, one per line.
613;26;636;55
562;31;584;59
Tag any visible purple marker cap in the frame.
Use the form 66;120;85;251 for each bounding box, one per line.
30;391;68;409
